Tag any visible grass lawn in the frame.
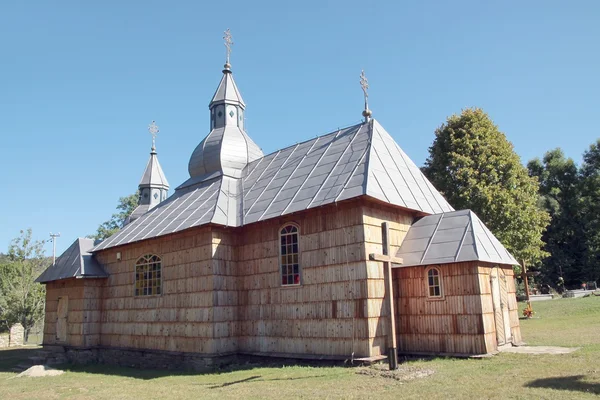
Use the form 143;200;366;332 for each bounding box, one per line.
1;297;599;399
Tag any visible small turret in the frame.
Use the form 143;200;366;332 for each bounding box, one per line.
126;121;169;224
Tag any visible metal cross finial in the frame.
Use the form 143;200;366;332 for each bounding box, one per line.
148;120;159;151
360;70;372;121
223;28;233;65
360;70;369;100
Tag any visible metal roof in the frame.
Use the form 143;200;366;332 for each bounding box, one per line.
186;125;263;181
93;119;454;251
210;69;245;107
394;209;518;267
139;150;169;189
36;238;108;283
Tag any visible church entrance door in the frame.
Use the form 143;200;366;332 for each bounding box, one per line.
490;268;511;346
56;296;68;343
498;269;512;344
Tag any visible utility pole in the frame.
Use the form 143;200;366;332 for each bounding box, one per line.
49;232;61;265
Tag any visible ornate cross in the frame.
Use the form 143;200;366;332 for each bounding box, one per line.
360;70;372;121
223;28;233;64
360;70;369;100
148;120;159;151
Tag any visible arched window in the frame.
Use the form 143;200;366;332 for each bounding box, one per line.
427;267;442;298
280;224;300;286
135;254;162;296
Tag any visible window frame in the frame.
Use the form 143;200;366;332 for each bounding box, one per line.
134;254;163;297
279;223;301;287
425;266;444;300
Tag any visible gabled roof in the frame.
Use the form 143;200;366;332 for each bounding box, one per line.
36;238;108;283
93;119;454;251
395;209;518;267
242;119;453;223
140;151;169;189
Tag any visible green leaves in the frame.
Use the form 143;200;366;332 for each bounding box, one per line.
423;108;550;265
0;229;47;338
91;192;139;240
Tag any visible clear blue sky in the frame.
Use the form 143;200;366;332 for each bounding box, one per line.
1;1;599;256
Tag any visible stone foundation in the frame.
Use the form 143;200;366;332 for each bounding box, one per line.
56;346;238;371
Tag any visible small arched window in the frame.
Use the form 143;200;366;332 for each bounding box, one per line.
135;254;162;296
280;224;300;286
427;267;442;298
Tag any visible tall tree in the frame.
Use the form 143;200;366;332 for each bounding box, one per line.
423;108;549;265
0;229;47;340
92;192;139;240
580;140;600;283
527;149;584;285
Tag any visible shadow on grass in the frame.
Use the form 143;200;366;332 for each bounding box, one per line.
0;347;41;372
1;347;352;381
44;357;348;381
526;375;600;395
205;373;331;389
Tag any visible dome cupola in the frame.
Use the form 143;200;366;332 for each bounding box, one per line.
187;29;263;181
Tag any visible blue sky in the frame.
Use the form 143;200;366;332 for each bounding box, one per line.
1;1;599;255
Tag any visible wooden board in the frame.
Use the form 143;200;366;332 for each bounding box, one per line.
56;296;68;343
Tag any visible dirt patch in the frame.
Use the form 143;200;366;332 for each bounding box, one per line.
357;363;434;382
500;346;578;355
16;365;64;377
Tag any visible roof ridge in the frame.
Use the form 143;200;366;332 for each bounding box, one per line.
455;213;472;261
469;211;482;260
419;213;445;264
334;123;372;202
306;127;360;209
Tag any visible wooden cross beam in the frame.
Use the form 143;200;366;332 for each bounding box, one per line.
368;222;400;370
369;254;404;264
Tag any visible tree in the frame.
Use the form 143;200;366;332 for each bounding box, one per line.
423;108;550;265
0;229;48;340
580;140;600;283
527;149;584;286
92;192;139;240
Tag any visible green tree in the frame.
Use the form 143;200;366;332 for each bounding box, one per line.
423;108;549;265
580;140;600;284
92;192;139;240
0;229;48;340
527;149;584;286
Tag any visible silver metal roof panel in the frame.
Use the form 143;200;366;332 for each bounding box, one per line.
36;238;108;283
395;210;518;267
94;119;455;250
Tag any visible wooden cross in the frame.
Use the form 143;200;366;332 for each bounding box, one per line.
368;222;403;370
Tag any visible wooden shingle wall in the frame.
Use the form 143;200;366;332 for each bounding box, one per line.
44;279;103;347
94;227;224;354
477;263;522;352
394;262;488;355
236;200;371;357
361;202;413;356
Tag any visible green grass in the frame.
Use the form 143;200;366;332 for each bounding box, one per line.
1;297;600;399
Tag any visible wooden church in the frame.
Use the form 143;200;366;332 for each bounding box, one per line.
37;32;522;369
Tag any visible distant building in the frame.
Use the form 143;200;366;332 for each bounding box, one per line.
37;36;522;369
